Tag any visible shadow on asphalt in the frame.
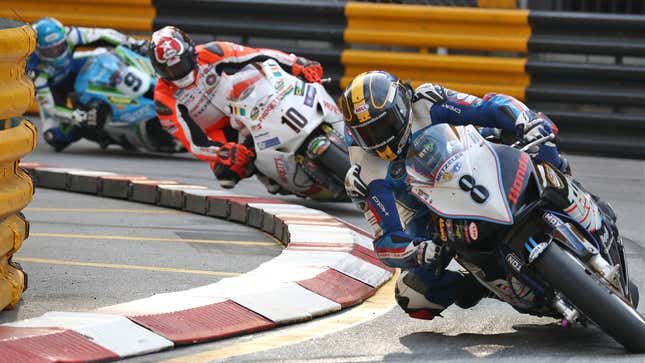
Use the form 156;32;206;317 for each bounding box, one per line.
388;323;638;360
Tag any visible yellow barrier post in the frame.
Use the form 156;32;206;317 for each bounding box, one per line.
0;18;37;311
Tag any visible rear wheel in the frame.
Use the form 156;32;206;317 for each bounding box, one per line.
533;242;645;352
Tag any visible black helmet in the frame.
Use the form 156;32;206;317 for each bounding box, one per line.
339;71;412;160
149;26;197;87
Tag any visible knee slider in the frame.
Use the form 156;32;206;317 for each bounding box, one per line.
395;270;446;319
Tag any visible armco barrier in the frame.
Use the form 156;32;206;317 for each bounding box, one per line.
2;162;392;361
4;2;643;156
0;0;155;32
0;18;37;311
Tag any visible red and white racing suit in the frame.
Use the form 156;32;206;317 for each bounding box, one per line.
153;41;318;162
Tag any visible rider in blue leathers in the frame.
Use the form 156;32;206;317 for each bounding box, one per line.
27;18;147;151
340;71;609;320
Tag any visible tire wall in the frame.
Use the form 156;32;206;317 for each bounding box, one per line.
0;18;37;311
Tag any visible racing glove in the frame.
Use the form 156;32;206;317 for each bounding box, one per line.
515;110;559;147
292;57;323;83
211;142;256;188
127;39;150;56
415;240;441;266
344;165;368;211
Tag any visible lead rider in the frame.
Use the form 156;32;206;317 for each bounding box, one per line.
340;71;615;319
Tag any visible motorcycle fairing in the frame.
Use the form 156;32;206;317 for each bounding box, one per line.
409;124;514;225
222;59;344;195
74;46;156;125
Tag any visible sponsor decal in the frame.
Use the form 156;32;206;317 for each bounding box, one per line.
436;153;464;183
45;33;60;42
250;106;260;120
468;221;479;241
229;105;246;117
250;124;262;132
308;136;329;156
239;85;254;101
542;212;563;228
270;65;282;77
545;165;563;189
370;196;389;217
259;84;293;121
206;73;217;86
508;152;530;204
528;242;548;263
412;186;432;205
154;37;184;65
323;100;339;113
254;131;269;138
505;253;524;273
354;103;369;114
294;81;304;96
257;136;280;150
274;80;285;90
441;103;461;114
453;221;463;241
274;157;288;183
304;85;316;107
108;96;136;105
438;218;448;242
445;219;455;241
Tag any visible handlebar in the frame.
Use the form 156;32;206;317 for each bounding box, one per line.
516;133;556;152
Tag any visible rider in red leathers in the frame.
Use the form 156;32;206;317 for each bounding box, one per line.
149;26;323;188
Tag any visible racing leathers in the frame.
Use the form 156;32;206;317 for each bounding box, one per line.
152;41;322;185
27;27;144;149
346;84;599;319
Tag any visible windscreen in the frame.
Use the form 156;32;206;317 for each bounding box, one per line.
406;124;465;187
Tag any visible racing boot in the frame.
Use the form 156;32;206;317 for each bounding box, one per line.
43;126;81;152
395;266;463;320
541;164;615;242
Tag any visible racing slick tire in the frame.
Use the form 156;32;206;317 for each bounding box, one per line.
533;242;645;353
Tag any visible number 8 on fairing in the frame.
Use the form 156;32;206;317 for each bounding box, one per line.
282;107;308;133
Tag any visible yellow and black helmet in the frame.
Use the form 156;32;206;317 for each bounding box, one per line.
339;71;412;160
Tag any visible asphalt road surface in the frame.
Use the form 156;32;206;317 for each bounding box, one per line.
5;125;645;362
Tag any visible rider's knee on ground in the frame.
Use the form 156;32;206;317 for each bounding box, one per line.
395;267;463;320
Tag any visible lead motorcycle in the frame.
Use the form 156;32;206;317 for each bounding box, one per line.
219;59;350;200
68;45;181;153
406;123;645;352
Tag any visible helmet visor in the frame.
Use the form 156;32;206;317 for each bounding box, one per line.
38;38;67;60
154;55;194;81
349;88;410;151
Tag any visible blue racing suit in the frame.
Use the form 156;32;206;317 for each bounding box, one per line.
27;27;143;146
347;83;564;318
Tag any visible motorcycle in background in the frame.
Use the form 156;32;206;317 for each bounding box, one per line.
405;123;644;352
221;59;350;201
69;45;181;153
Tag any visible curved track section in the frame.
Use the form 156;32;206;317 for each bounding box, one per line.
9;128;645;361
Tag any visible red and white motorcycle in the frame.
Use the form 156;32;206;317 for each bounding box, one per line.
220;59;350;200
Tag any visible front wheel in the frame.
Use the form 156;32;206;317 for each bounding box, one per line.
533;242;645;352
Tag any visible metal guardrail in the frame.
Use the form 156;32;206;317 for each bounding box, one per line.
0;19;37;311
0;0;155;32
2;2;643;158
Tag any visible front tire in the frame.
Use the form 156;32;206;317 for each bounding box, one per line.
533;242;645;352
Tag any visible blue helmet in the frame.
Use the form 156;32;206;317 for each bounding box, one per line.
33;18;69;65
